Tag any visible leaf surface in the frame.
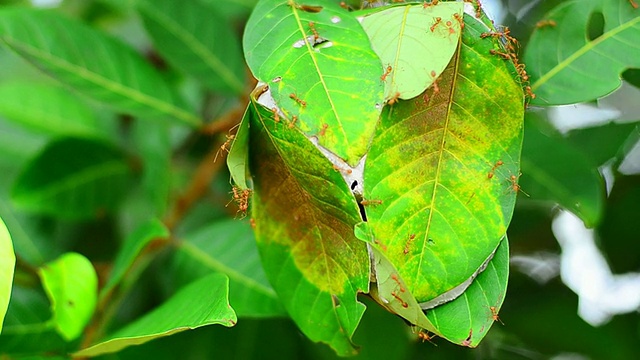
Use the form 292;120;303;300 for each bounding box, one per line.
227;104;252;189
0;216;14;333
520;116;605;227
243;0;384;165
0;82;102;137
0;8;199;126
426;236;509;347
362;15;523;303
38;252;97;341
74;273;237;357
101;219;169;297
11;137;132;220
525;0;640;105
360;2;463;100
173;219;286;317
138;0;245;94
248;93;369;356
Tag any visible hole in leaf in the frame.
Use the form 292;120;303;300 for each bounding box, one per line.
350;181;358;190
331;294;341;307
298;4;323;13
427;238;435;245
586;11;604;41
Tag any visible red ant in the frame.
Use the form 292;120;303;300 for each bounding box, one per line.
288;115;298;129
508;173;529;197
423;0;438;8
404;234;416;255
308;21;320;41
391;291;408;308
417;331;437;345
388;92;401;105
318;123;328;136
229;186;252;218
289;93;307;107
361;199;383;206
214;134;235;162
489;306;504;325
454;13;464;29
630;0;638;9
535;19;557;28
390;274;405;292
380;65;392;81
487;160;504;179
430;17;442;32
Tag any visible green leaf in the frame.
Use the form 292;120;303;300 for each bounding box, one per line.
0;81;102;137
0;216;15;333
360;2;463;101
226;103;252;189
248;97;369;356
101;219;169;298
362;15;524;303
566;121;640;166
172;219;285;318
11;137;132;220
0;8;199;126
426;236;509;347
38;252;97;341
132;120;172;216
138;0;245;94
0;286;68;355
364;241;440;335
74;273;237;357
526;0;640;105
520;116;605;227
243;0;384;165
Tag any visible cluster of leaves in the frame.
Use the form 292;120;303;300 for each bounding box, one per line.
234;0;523;354
0;0;638;359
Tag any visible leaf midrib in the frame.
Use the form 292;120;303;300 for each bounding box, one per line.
16;160;128;203
531;15;640;91
139;3;244;94
2;36;201;127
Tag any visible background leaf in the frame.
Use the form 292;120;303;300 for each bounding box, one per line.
75;273;237;357
170;219;285;318
243;0;384;165
0;8;199;126
525;0;640;105
0;81;104;137
426;236;509;347
38;252;98;341
360;2;463;100
362;15;523;303
0;215;15;333
11;137;132;220
101;219;169;297
519;115;605;227
249;96;369;356
138;0;245;94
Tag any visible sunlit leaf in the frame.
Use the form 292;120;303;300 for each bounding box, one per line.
172;219;285;317
526;0;640;105
427;236;509;347
248;93;369;356
138;0;245;94
74;273;237;357
11;137;132;220
520;116;605;227
101;219;169;297
360;2;463;101
0;81;102;137
38;252;97;341
0;8;199;126
243;0;384;165
0;216;15;333
226;103;252;190
362;15;523;303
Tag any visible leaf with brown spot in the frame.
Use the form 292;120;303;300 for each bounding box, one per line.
248;94;369;356
362;14;523;305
